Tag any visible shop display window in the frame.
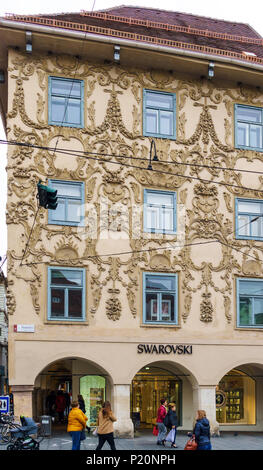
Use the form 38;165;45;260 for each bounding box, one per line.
216;369;256;425
131;366;182;428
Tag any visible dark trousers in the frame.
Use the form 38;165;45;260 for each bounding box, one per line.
96;432;116;450
58;411;64;422
69;431;81;450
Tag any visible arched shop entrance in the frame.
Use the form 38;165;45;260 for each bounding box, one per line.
215;363;263;429
33;357;112;424
131;364;187;428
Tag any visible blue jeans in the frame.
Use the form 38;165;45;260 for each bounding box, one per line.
69;431;82;450
157;423;167;443
198;442;212;450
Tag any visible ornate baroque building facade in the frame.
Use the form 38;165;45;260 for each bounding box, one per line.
1;7;263;435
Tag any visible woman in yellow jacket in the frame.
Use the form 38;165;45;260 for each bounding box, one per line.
96;401;117;450
67;400;88;450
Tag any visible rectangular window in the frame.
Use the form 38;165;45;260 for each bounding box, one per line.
144;189;176;234
143;90;176;139
143;272;178;325
235;104;263;151
48;76;84;128
236;198;263;240
48;267;85;321
48;180;84;226
237;278;263;328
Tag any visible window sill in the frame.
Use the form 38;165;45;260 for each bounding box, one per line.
235;326;263;331
235;235;263;241
48;221;84;227
45;320;88;325
48;122;84;129
144;229;177;235
141;322;180;328
236;145;263;153
143;133;176;141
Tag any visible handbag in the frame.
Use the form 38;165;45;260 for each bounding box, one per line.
165;428;176;443
152;425;158;436
80;429;86;441
92;427;98;436
184;434;198;450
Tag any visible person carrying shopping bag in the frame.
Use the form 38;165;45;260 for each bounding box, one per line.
156;398;168;446
67;400;88;450
164;403;178;448
96;401;117;450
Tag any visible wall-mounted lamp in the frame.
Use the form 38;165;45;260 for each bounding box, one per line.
26;31;32;53
0;70;5;84
147;139;159;170
114;45;120;63
208;62;214;79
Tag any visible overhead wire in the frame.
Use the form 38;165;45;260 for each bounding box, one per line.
19;214;263;266
2;138;263;176
1;139;263;195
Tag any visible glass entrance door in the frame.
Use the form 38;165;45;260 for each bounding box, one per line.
131;366;182;428
80;375;106;426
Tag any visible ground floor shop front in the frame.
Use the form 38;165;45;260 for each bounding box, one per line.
9;340;263;436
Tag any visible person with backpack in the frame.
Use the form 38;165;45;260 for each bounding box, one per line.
164;403;178;448
156;398;168;446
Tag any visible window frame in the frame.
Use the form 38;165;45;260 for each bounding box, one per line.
143;89;176;140
144;189;177;234
48;180;85;227
143;272;178;325
235;198;263;241
236;277;263;329
48;266;86;322
48;76;84;128
235;103;263;152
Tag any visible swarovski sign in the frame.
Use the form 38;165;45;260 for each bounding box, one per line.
137;344;193;355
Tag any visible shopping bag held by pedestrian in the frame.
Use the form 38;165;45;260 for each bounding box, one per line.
165;428;176;443
184;434;198;450
92;427;98;436
152;425;158;436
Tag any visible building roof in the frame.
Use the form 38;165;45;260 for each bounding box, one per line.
3;5;263;63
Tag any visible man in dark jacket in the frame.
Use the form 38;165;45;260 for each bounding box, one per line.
193;410;212;450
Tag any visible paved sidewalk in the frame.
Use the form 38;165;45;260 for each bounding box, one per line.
1;427;263;450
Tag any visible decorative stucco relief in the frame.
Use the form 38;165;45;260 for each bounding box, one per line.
6;50;263;325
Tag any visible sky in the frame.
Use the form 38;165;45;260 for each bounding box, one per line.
0;0;263;273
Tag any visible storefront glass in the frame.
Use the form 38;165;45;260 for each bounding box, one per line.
216;369;256;425
131;366;182;428
80;375;106;426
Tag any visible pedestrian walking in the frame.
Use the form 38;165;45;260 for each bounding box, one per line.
77;394;86;413
164;403;178;448
78;394;91;433
96;401;117;450
64;391;71;416
156;398;167;446
67;400;88;450
193;410;212;450
46;390;56;417
55;390;66;423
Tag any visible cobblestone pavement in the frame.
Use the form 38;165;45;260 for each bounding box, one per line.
1;426;263;450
